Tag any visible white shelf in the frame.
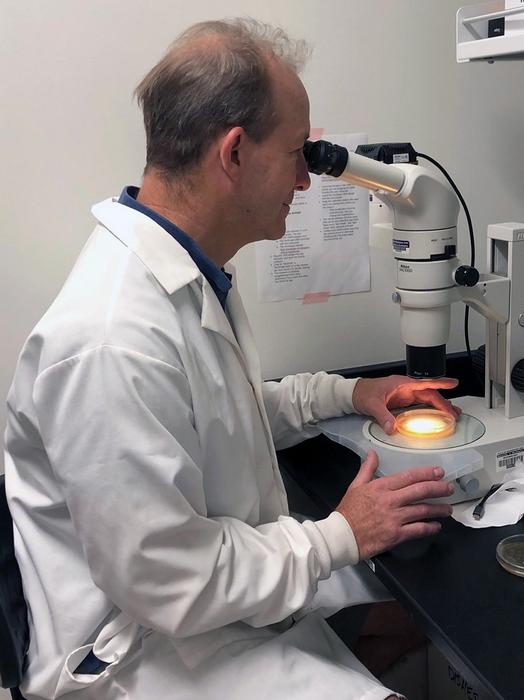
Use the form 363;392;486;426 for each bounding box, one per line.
457;1;524;62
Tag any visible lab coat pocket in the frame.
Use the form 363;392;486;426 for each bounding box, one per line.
56;610;146;694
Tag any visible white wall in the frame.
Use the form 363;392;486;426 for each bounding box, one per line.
2;0;524;456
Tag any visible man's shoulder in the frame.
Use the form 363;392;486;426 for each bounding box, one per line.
27;226;203;377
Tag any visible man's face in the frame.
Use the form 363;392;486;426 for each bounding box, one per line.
237;60;311;244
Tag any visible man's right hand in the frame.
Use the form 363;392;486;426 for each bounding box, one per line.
336;450;454;561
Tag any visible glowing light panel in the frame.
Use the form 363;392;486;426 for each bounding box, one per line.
395;409;456;439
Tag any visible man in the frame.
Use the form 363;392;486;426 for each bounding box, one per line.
5;18;457;700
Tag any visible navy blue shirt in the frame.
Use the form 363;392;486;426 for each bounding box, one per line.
118;186;232;309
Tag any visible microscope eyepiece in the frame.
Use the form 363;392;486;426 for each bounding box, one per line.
303;139;348;177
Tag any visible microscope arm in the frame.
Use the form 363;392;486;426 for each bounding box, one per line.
453;274;510;324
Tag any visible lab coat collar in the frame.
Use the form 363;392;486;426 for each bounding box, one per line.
225;283;263;384
201;271;264;386
92;197;242;352
92;197;201;295
201;274;240;350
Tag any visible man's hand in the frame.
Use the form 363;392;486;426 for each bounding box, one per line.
352;375;461;435
336;450;453;561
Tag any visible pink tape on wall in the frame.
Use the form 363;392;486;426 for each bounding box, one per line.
308;127;324;141
302;292;330;305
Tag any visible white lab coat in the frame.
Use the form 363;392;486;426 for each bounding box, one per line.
5;197;397;700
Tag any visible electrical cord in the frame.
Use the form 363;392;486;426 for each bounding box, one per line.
415;152;476;367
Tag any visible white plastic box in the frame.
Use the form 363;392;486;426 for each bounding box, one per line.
319;414;483;486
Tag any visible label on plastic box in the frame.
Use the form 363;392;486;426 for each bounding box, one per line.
496;446;524;472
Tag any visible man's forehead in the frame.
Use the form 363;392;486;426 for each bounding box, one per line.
274;71;308;110
268;55;307;97
281;109;310;143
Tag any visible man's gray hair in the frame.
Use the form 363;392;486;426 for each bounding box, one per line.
135;18;311;179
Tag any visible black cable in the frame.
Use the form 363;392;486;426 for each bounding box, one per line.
415;152;476;367
465;305;472;360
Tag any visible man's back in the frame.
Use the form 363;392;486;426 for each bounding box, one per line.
6;201;349;699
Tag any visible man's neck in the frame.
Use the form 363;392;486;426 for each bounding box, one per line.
137;173;237;267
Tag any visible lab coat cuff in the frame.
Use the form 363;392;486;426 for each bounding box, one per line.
305;512;360;572
331;376;361;415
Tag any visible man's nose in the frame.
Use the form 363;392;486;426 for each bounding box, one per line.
295;153;311;191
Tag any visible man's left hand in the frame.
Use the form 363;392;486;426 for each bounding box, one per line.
352;375;461;435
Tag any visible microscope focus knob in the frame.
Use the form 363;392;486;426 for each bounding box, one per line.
457;475;480;496
454;265;480;287
511;359;524;392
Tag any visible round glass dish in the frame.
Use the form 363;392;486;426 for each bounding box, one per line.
496;534;524;577
367;410;485;451
395;409;456;439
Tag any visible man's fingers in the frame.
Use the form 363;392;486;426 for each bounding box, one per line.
352;449;379;487
398;503;453;523
382;465;445;490
412;389;459;417
398;521;443;542
393;479;454;506
336;457;453;559
417;389;462;418
365;400;396;434
381;413;397;434
399;377;458;391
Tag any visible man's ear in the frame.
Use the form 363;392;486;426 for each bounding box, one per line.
218;126;248;179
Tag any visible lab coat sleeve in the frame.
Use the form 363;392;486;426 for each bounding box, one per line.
32;346;356;639
262;372;360;450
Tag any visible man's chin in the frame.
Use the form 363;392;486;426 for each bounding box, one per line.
267;228;286;241
253;221;287;244
271;219;288;240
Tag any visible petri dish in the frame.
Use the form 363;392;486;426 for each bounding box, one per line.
367;409;485;451
395;408;456;439
496;534;524;577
